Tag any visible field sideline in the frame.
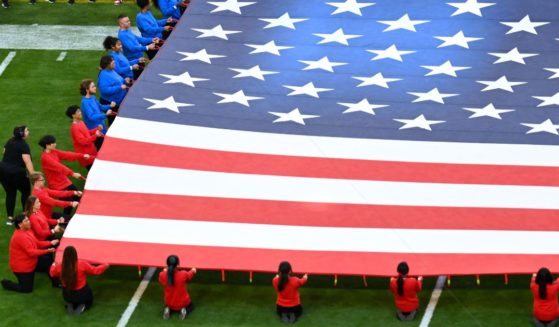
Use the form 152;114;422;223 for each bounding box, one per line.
0;2;539;326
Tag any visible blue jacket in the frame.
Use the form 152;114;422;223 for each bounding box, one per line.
137;11;166;39
158;0;181;20
98;69;127;105
110;50;138;79
118;29;152;62
81;96;110;133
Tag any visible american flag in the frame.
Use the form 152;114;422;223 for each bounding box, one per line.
60;0;559;275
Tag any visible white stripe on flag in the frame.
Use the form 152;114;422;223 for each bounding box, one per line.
108;117;559;167
65;214;559;254
87;160;559;209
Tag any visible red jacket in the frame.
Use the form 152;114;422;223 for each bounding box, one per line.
272;275;307;307
32;186;73;218
29;210;57;241
41;150;83;190
531;276;559;321
159;269;195;311
390;276;422;312
9;229;51;273
50;260;109;290
70;121;97;167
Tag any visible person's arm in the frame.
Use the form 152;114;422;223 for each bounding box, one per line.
298;274;308;286
29;214;54;240
54;149;86;162
22;154;35;173
416;276;423;292
71;124;97;146
83;261;110;276
137;14;165;36
50;262;62;278
113;54;135;76
135;33;154;46
82;99;108;121
120;31;149;54
98;72;123;97
42;152;74;177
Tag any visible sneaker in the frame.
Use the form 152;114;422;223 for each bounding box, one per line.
162;307;170;320
88;0;95;2
179;307;188;320
287;312;296;324
280;313;290;324
1;279;11;289
1;3;8;8
73;304;86;315
113;0;122;5
65;303;74;315
46;0;55;3
6;217;13;225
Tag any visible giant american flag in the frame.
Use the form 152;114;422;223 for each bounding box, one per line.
59;0;559;275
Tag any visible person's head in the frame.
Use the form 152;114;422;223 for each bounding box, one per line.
79;79;96;96
100;55;115;70
24;195;40;216
103;36;120;52
13;214;30;230
396;261;409;296
65;105;82;120
61;246;78;290
29;172;46;188
118;14;131;30
166;255;180;286
536;267;553;299
277;261;292;292
12;125;29;141
136;0;149;9
38;135;56;150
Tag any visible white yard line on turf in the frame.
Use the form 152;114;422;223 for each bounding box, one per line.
0;25;140;50
0;52;16;76
116;267;156;327
56;51;67;61
419;275;447;327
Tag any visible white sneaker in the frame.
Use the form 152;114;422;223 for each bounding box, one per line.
6;217;13;226
162;307;170;320
179;307;187;320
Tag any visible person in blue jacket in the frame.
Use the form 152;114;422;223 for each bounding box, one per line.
136;0;174;40
80;80;115;150
103;36;147;82
153;0;188;21
117;13;159;61
98;55;128;127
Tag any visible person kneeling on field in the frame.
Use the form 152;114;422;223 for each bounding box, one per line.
50;246;109;315
390;261;423;321
273;261;307;324
531;267;559;327
158;255;197;320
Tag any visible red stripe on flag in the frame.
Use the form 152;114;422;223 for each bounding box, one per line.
96;137;559;186
77;190;559;231
59;238;559;276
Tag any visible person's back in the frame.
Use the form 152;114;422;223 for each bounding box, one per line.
390;276;422;312
159;269;194;310
273;275;306;307
531;274;559;322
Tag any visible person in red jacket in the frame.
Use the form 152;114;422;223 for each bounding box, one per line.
66;105;103;171
50;246;109;315
39;135;88;216
158;255;196;320
531;267;559;326
30;172;80;220
25;195;64;241
1;214;59;293
272;261;308;324
390;261;423;321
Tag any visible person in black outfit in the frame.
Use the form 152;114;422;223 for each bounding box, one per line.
0;126;35;225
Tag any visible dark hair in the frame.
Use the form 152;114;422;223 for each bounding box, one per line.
65;105;80;119
103;36;119;51
117;13;128;20
11;125;26;141
29;172;45;186
61;246;78;290
536;267;553;300
152;0;159;9
136;0;149;8
100;55;114;70
277;261;292;292
38;135;56;149
396;261;409;296
24;195;38;217
13;214;27;229
80;79;94;96
166;255;179;286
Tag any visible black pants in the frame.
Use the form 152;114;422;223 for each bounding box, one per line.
2;254;57;293
277;304;303;319
63;284;94;309
0;167;30;218
146;49;158;60
60;184;80;216
100;98;119;127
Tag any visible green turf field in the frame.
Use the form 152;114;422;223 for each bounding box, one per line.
0;4;539;326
